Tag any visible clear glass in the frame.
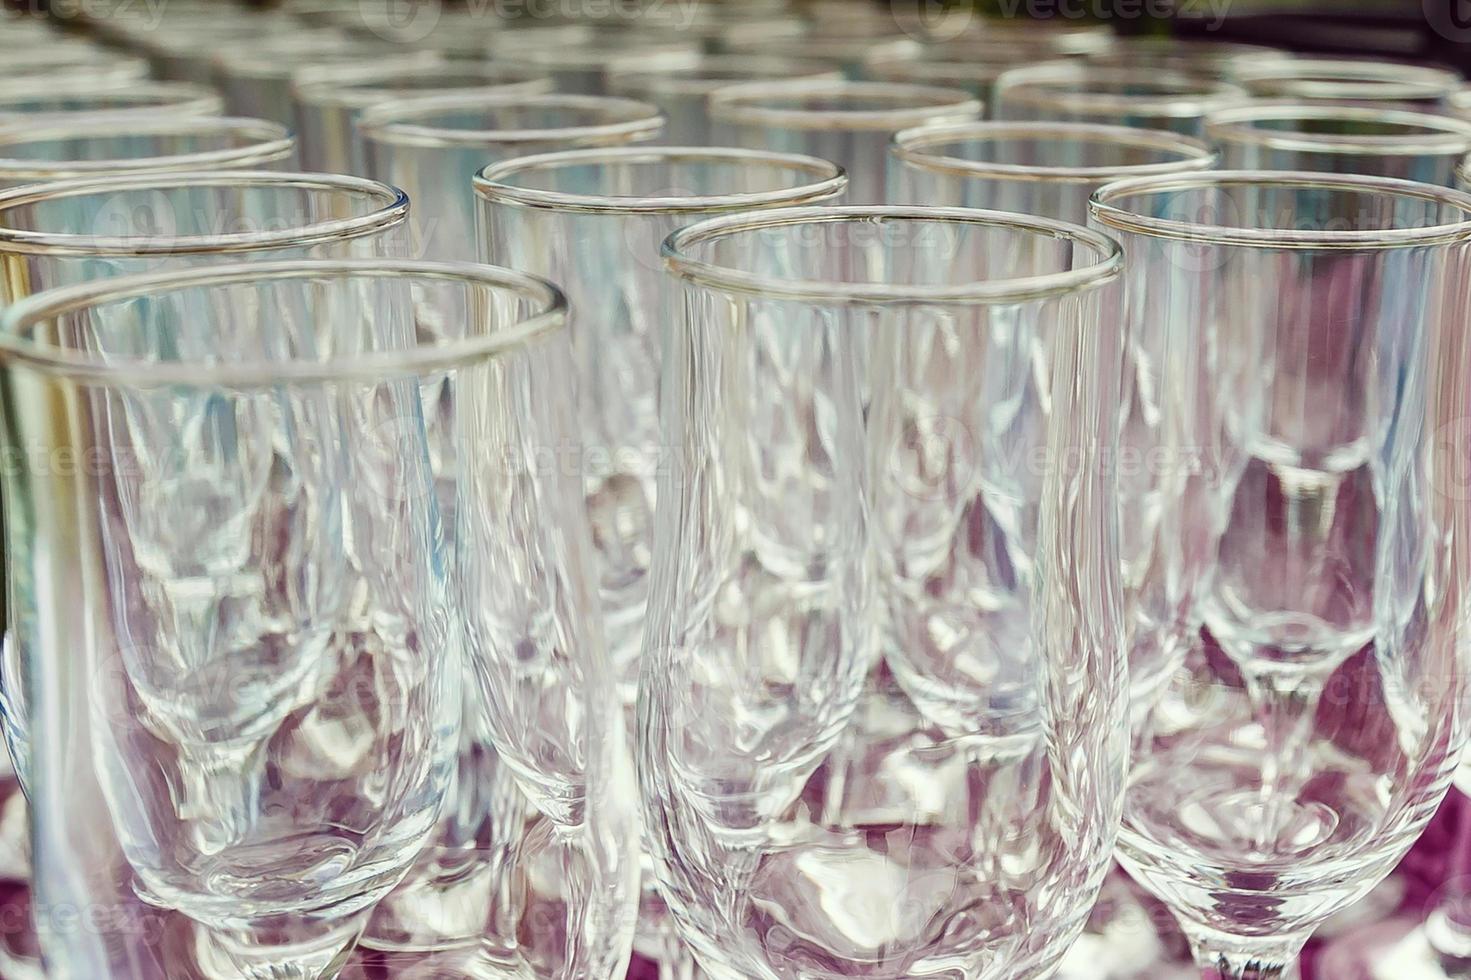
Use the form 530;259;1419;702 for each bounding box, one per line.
0;116;298;187
1205;102;1471;186
292;56;553;174
1088;170;1471;979
0;258;564;977
642;205;1129;979
1230;57;1463;107
721;34;921;78
860;37;1072;101
506;37;701;95
111;15;305;82
361;92;664;262
213;30;397;125
709;79;980;204
891;121;1217;224
915;13;1115;54
0;45;149;85
993;62;1248;137
0;79;224;121
608;55;842;145
476;144;846;697
1083;37;1289;79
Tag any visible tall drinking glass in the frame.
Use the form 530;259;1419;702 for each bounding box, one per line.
0;117;298;188
361;92;664;262
214;31;397;125
642;205;1129;979
292;57;553;174
892;121;1217;223
1083;37;1287;79
1230;57;1462;107
1204;103;1471;185
861;38;1069;102
0;46;149;86
709;79;980;203
1088;170;1471;978
607;56;841;145
476;144;846;697
506;37;700;95
993;63;1247;137
0;80;224;122
0;258;560;977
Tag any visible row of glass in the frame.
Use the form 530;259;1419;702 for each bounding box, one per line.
4;4;1471;980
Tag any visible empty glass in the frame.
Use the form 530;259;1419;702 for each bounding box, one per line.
861;37;1068;101
1230;57;1462;107
1088;170;1471;978
642;205;1129;979
1083;37;1287;79
361;92;664;262
1205;103;1471;185
0;116;297;188
892;121;1217;223
709;79;980;203
722;33;920;78
506;37;701;95
0;258;563;976
608;56;842;145
476;145;847;695
993;63;1248;137
213;30;397;125
0;46;149;86
0;79;224;122
292;56;553;174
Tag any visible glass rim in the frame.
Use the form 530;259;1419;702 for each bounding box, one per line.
473;145;847;214
356;92;666;149
662;204;1123;306
724;34;919;63
0;79;225;118
213;32;386;79
292;59;553;110
0;170;405;257
1089;169;1471;249
1232;57;1462;100
608;55;842;97
995;62;1248;117
0;116;297;181
504;38;698;70
0;258;566;388
708;79;981;132
892;121;1217;184
1204;101;1471;156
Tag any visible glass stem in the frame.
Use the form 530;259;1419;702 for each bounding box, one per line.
1188;929;1307;980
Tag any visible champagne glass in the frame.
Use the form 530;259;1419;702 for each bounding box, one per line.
1088;170;1471;979
0;79;224;122
607;56;841;146
360;92;664;262
1204;103;1471;185
891;120;1217;224
642;205;1130;979
0;257;561;976
993;62;1247;137
708;78;980;203
292;55;553;174
0;116;296;188
1229;57;1462;108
